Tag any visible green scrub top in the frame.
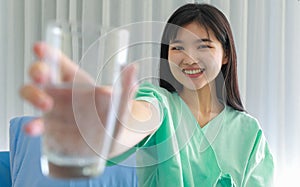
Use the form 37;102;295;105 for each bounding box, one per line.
115;82;274;187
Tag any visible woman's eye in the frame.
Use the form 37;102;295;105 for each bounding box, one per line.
171;46;184;50
197;45;211;49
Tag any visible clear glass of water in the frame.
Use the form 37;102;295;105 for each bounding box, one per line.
41;21;129;179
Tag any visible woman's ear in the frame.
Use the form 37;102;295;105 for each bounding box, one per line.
222;54;228;65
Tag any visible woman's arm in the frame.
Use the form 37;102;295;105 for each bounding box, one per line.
109;100;161;158
20;42;161;158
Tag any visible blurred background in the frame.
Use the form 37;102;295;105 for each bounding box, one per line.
0;0;299;185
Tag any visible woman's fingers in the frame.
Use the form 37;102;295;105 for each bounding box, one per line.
21;42;97;137
33;42;94;83
20;84;53;111
29;61;51;84
24;118;44;136
27;42;94;109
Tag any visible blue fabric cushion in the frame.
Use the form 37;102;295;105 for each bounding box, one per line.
9;116;137;187
0;151;12;187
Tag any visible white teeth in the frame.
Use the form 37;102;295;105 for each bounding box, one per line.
183;68;205;75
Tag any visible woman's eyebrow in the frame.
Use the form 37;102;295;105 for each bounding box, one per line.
194;38;212;43
169;40;183;44
170;38;212;44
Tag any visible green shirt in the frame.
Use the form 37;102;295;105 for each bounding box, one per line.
128;82;274;186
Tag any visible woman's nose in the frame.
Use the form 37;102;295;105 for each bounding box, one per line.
182;49;198;65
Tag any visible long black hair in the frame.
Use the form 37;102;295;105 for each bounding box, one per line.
159;3;244;111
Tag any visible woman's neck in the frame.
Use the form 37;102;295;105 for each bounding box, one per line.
179;82;224;127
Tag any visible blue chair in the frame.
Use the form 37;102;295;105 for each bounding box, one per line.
0;151;11;186
0;116;137;187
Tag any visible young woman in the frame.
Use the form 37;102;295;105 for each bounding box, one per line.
21;3;274;186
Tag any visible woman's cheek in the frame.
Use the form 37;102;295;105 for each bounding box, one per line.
203;57;223;81
168;52;182;65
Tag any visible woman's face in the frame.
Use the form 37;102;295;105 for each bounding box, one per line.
168;21;227;90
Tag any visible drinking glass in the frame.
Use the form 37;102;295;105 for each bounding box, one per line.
41;21;129;179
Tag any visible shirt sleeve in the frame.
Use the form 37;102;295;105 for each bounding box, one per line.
242;130;275;186
134;82;166;111
134;82;168;147
107;82;167;165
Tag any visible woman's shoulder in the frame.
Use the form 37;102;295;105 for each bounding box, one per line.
137;82;169;93
135;82;174;100
225;106;261;132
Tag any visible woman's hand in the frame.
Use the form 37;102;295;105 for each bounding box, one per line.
20;42;137;136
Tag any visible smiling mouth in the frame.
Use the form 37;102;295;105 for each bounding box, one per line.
182;68;205;75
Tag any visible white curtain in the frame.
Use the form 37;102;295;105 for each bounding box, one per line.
1;0;299;185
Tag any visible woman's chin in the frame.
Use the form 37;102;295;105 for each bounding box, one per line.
181;81;208;91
